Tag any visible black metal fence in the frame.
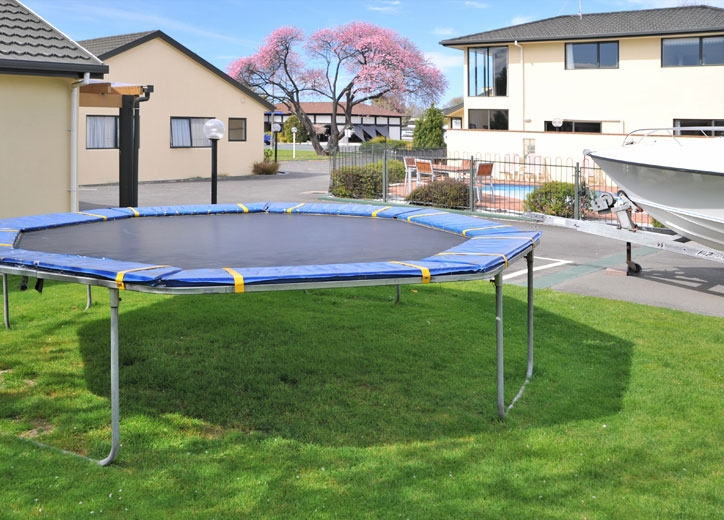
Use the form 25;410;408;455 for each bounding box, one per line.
329;145;628;224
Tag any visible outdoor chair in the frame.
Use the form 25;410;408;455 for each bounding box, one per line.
474;161;495;203
415;159;436;183
403;156;419;192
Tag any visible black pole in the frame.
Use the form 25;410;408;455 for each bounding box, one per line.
211;138;218;204
274;131;278;163
118;95;134;207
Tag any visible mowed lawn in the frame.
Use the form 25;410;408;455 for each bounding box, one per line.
1;276;723;518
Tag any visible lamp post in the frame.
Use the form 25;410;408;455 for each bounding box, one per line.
203;118;225;204
291;126;297;159
272;123;281;163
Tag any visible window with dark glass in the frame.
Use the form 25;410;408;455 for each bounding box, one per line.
86;115;119;149
565;41;618;69
467;46;508;97
663;36;724;66
468;109;508;130
228;118;247;141
673;119;724;136
170;117;212;148
544;120;602;133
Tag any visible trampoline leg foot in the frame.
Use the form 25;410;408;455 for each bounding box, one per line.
98;288;120;466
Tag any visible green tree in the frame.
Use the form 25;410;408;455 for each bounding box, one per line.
282;115;309;143
413;104;445;149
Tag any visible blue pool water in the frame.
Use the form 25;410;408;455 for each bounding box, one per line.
478;184;535;200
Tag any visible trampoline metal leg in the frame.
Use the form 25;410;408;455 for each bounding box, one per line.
495;273;504;419
98;288;120;466
526;252;534;380
2;273;9;329
85;285;92;311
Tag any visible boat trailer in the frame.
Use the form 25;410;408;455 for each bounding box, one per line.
526;191;724;275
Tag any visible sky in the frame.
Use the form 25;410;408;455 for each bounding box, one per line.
20;0;724;107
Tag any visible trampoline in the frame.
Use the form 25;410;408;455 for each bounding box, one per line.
1;202;541;465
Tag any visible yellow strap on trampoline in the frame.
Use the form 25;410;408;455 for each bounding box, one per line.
222;267;245;293
127;207;140;217
0;243;11;247
405;212;445;222
461;225;509;236
285;203;306;213
371;206;391;217
236;203;249;213
115;265;170;290
76;211;108;221
435;252;509;268
390;261;431;283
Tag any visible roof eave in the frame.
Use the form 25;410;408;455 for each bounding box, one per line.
441;28;724;48
0;60;108;77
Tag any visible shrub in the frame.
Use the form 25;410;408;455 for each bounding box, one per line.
407;179;469;209
524;181;581;217
329;159;406;199
283;115;309;143
252;161;280;175
330;166;381;199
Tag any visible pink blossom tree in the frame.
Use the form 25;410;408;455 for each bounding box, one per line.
228;22;447;154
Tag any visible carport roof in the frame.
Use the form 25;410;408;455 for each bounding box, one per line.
0;0;107;77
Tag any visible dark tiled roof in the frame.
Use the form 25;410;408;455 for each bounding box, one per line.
441;5;724;46
0;0;106;76
78;30;274;110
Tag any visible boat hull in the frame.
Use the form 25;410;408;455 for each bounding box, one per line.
589;138;724;251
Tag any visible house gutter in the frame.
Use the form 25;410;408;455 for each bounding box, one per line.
70;72;91;212
513;41;525;130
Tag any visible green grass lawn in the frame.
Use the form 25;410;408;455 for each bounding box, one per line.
1;276;723;518
269;148;328;161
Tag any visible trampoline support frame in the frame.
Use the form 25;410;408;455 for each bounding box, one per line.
93;253;535;465
1;258;536;466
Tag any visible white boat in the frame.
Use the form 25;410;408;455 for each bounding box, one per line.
587;128;724;251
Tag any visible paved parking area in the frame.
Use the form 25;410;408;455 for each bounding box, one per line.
80;159;724;318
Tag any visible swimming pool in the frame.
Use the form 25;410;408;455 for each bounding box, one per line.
478;184;536;200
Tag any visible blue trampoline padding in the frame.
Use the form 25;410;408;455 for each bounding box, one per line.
0;203;541;289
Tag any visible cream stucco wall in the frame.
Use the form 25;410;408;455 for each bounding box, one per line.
78;37;268;185
455;33;724;161
1;75;73;218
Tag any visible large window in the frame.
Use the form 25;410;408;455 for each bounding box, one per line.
228;118;247;141
468;46;507;97
544;120;602;133
170;117;212;148
565;42;618;69
663;36;724;66
468;109;508;130
86;115;119;149
674;119;724;136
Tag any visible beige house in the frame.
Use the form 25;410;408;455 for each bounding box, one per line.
0;0;109;219
78;30;274;185
440;5;724;163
